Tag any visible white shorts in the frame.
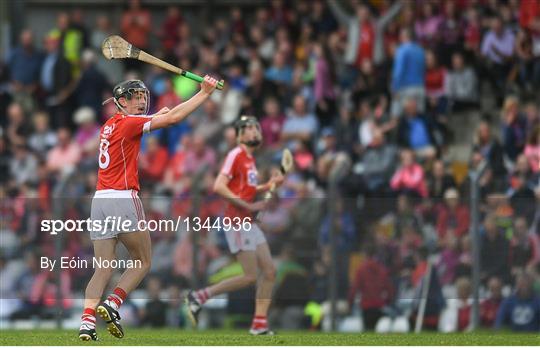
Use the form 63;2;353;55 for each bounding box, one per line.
224;222;267;254
89;189;145;240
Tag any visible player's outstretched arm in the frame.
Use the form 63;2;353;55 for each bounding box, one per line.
149;75;218;131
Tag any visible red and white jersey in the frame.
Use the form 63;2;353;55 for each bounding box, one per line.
220;145;258;218
96;112;152;191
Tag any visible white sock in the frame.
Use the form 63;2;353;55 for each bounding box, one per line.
81;313;96;330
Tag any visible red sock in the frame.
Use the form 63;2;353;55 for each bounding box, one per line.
105;287;127;310
251;315;268;329
194;288;211;304
80;308;96;330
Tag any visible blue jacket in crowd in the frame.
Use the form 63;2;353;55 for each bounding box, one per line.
392;42;425;92
495;294;540;332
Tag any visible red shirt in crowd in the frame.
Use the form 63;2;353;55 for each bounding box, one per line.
436;204;471;239
348;258;395;310
425;67;446;98
156;90;181;112
457;303;472;331
140;145;169;182
411;260;428;287
480;297;502;328
356;22;375;67
166;151;187;182
464;22;481;51
121;8;151;49
520;0;540;29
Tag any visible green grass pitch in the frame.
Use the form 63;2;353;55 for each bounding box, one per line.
0;329;539;346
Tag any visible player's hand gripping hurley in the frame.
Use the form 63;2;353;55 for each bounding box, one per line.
102;35;225;90
256;148;294;220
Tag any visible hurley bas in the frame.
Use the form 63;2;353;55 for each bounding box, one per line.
40;256;142;272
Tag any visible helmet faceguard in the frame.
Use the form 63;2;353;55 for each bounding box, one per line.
234;115;262;147
103;80;150;115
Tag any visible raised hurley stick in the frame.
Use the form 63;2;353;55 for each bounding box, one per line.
102;35;225;90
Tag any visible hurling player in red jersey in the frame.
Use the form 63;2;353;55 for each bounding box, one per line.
79;76;218;341
186;116;284;335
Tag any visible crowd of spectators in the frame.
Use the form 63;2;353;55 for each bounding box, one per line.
1;0;540;332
